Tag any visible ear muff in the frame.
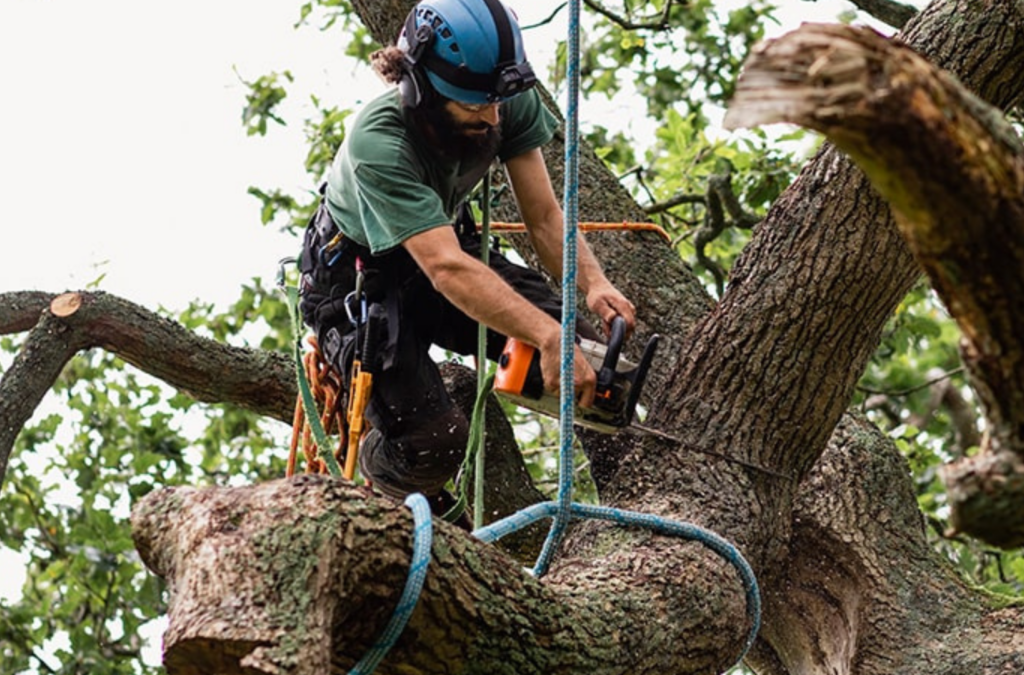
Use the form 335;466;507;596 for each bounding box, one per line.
399;66;431;108
399;10;435;108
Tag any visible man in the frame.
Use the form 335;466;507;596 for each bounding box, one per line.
299;0;635;518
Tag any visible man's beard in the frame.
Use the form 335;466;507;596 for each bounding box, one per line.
415;102;502;163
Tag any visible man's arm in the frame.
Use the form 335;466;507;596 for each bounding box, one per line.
503;148;635;335
402;225;598;406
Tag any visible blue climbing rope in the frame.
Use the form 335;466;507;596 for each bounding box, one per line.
474;502;761;660
531;0;584;580
348;493;433;675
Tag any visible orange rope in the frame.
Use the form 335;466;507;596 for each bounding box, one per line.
286;336;351;477
484;221;671;243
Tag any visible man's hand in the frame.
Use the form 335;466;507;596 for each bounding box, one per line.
539;332;598;409
586;281;636;337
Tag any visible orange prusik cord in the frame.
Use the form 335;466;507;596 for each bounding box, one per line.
287;336;350;477
484;221;671;243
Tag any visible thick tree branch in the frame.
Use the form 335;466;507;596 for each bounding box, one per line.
725;22;1024;547
132;476;752;675
0;291;53;333
0;291;296;488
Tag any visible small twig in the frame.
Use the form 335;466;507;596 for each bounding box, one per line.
522;3;567;31
858;367;965;398
846;0;918;29
583;0;674;31
644;192;705;215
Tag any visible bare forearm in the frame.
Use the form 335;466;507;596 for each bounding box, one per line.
432;255;561;352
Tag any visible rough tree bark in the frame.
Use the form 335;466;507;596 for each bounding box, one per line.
4;0;1024;673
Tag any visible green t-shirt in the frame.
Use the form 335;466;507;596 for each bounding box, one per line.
324;88;557;254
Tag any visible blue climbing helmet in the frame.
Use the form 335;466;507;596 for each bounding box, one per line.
398;0;536;106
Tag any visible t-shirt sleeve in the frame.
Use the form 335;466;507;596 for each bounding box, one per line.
497;88;558;162
350;160;450;254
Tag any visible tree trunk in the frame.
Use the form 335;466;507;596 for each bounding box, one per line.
725;21;1024;548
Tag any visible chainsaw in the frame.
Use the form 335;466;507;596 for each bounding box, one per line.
493;316;659;434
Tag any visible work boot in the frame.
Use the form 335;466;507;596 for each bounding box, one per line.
359;429;472;531
358;428;409;500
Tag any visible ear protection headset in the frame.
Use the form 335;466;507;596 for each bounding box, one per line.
398;0;536;109
398;8;436;109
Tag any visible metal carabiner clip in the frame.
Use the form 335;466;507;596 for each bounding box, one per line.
343;290;368;328
276;257;297;289
319;232;346;268
343;261;368;327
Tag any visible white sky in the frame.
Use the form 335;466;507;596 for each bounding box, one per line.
0;0;884;668
0;1;357;309
0;0;881;310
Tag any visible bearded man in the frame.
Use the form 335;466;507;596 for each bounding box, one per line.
298;0;634;521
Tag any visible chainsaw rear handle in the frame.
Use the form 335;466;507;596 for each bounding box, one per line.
597;316;627;394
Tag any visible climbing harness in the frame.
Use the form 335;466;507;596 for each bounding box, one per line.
282;252;385;482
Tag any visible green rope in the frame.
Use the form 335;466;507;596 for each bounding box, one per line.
283;278;343;477
443;371;495;523
474;172;492;530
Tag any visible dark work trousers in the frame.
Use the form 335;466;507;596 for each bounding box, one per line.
299;206;599;501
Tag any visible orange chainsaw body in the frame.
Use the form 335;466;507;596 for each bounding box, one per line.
493;318;659;434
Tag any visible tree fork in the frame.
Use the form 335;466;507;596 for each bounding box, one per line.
724;22;1024;548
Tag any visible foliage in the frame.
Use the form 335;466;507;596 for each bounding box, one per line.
1;287;294;674
548;0;777;120
239;70;294;137
855;282;1024;595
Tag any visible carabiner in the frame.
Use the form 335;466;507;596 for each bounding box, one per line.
319;232;346;268
343;261;368;327
276;257;297;289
